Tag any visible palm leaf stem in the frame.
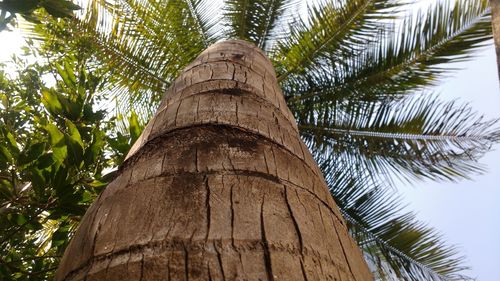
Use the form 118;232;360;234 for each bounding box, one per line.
185;0;210;47
299;124;495;142
258;0;279;49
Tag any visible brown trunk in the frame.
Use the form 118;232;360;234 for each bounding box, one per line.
56;40;373;281
491;0;500;80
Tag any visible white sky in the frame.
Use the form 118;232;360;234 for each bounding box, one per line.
0;1;499;280
399;44;500;281
401;3;500;277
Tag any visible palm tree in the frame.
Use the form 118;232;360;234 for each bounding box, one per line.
27;0;496;279
490;0;500;77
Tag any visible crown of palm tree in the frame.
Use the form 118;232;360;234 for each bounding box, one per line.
28;0;496;279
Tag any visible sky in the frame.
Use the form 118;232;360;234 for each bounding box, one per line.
1;1;499;280
0;30;24;64
398;45;500;280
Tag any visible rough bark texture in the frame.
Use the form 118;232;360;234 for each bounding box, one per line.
56;40;373;281
492;0;500;80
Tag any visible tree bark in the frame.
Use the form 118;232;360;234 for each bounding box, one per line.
56;40;373;281
491;0;500;80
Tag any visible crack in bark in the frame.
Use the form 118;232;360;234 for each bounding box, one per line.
183;244;189;281
195;96;201;123
263;148;271;175
283;185;304;255
195;147;200;173
138;253;145;281
204;176;211;242
237;251;245;275
173;99;183;127
167;259;171;281
214;243;226;281
124;250;132;279
235;99;239;124
207;263;213;281
260;193;274;281
332;218;356;280
317;204;336;269
229;183;235;249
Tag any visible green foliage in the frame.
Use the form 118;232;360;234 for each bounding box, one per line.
0;0;79;31
73;0;222;118
0;43;137;280
301;95;500;183
274;0;405;82
223;0;298;50
282;0;492;104
321;162;471;280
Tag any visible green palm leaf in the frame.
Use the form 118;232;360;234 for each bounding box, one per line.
300;94;500;182
320;163;471;280
223;0;299;50
74;0;221;117
284;0;492;104
273;0;404;83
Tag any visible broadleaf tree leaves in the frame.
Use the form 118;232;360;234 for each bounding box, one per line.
55;62;76;88
0;145;13;163
41;89;63;116
1;53;104;281
0;0;80;32
18;142;46;166
1;128;20;156
84;129;104;166
65;119;84;148
128;111;142;144
40;0;80;18
0;0;39;14
36;153;56;169
44;123;67;164
64;119;84;166
58;94;83;121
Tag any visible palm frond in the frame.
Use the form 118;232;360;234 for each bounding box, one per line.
71;0;221;118
300;94;500;183
284;0;492;104
320;162;471;280
274;0;404;82
184;0;222;47
222;0;299;50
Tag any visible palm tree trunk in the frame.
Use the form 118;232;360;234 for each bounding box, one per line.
491;0;500;80
56;40;373;281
